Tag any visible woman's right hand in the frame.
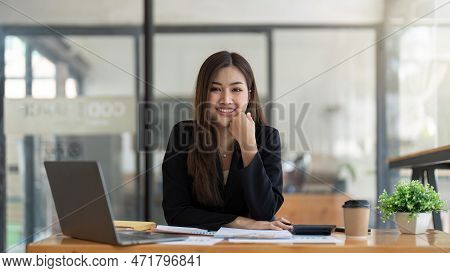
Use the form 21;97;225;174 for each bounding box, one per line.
225;216;293;231
249;218;293;231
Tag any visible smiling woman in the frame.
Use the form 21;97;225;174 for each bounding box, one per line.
162;51;292;231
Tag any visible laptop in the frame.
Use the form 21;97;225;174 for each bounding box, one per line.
44;161;186;245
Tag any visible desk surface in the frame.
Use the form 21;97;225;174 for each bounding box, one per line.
27;229;450;253
388;145;450;168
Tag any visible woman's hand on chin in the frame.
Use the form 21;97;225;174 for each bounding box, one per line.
228;112;258;167
228;111;256;151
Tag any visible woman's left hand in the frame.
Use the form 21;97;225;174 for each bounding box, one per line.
228;112;256;151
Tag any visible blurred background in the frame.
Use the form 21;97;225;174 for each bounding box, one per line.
1;0;449;252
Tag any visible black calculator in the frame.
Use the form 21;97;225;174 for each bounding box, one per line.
290;225;336;236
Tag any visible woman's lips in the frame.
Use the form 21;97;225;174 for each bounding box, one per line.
216;107;237;116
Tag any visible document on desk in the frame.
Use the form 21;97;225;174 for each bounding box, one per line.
153;225;216;236
158;236;223;246
228;235;341;244
214;227;293;239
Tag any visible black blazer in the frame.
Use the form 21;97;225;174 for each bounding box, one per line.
162;120;284;231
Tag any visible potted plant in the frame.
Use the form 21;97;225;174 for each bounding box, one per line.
377;180;446;234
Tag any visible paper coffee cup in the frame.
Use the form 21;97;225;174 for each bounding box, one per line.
342;200;370;238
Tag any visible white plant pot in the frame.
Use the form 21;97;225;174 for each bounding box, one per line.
394;212;431;234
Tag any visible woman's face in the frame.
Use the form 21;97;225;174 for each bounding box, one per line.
206;66;250;128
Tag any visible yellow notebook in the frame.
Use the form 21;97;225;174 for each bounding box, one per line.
113;220;157;231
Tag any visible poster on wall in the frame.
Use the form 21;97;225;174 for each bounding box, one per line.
5;96;136;135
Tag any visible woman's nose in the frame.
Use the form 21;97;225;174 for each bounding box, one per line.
220;89;233;103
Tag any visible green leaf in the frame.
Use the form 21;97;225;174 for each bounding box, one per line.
376;180;447;222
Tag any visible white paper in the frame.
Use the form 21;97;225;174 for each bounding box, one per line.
214;227;293;239
159;236;223;245
154;225;215;236
228;235;341;244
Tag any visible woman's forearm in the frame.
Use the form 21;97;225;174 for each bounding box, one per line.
223;216;256;229
240;143;257;168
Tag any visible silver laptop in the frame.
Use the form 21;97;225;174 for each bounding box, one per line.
44;161;185;245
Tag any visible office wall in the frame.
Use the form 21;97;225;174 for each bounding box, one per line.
0;0;383;25
0;0;143;25
387;0;450;22
155;0;383;25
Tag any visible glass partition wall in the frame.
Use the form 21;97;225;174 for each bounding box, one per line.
273;29;376;222
3;33;141;252
383;0;450;232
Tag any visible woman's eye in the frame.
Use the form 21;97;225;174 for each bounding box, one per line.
209;87;220;92
232;88;243;92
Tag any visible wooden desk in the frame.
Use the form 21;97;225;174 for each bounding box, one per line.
388;145;450;169
388;145;450;230
27;229;450;253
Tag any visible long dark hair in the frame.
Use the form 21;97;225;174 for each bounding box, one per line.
187;51;266;207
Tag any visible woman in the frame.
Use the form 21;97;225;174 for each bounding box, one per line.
162;51;292;231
